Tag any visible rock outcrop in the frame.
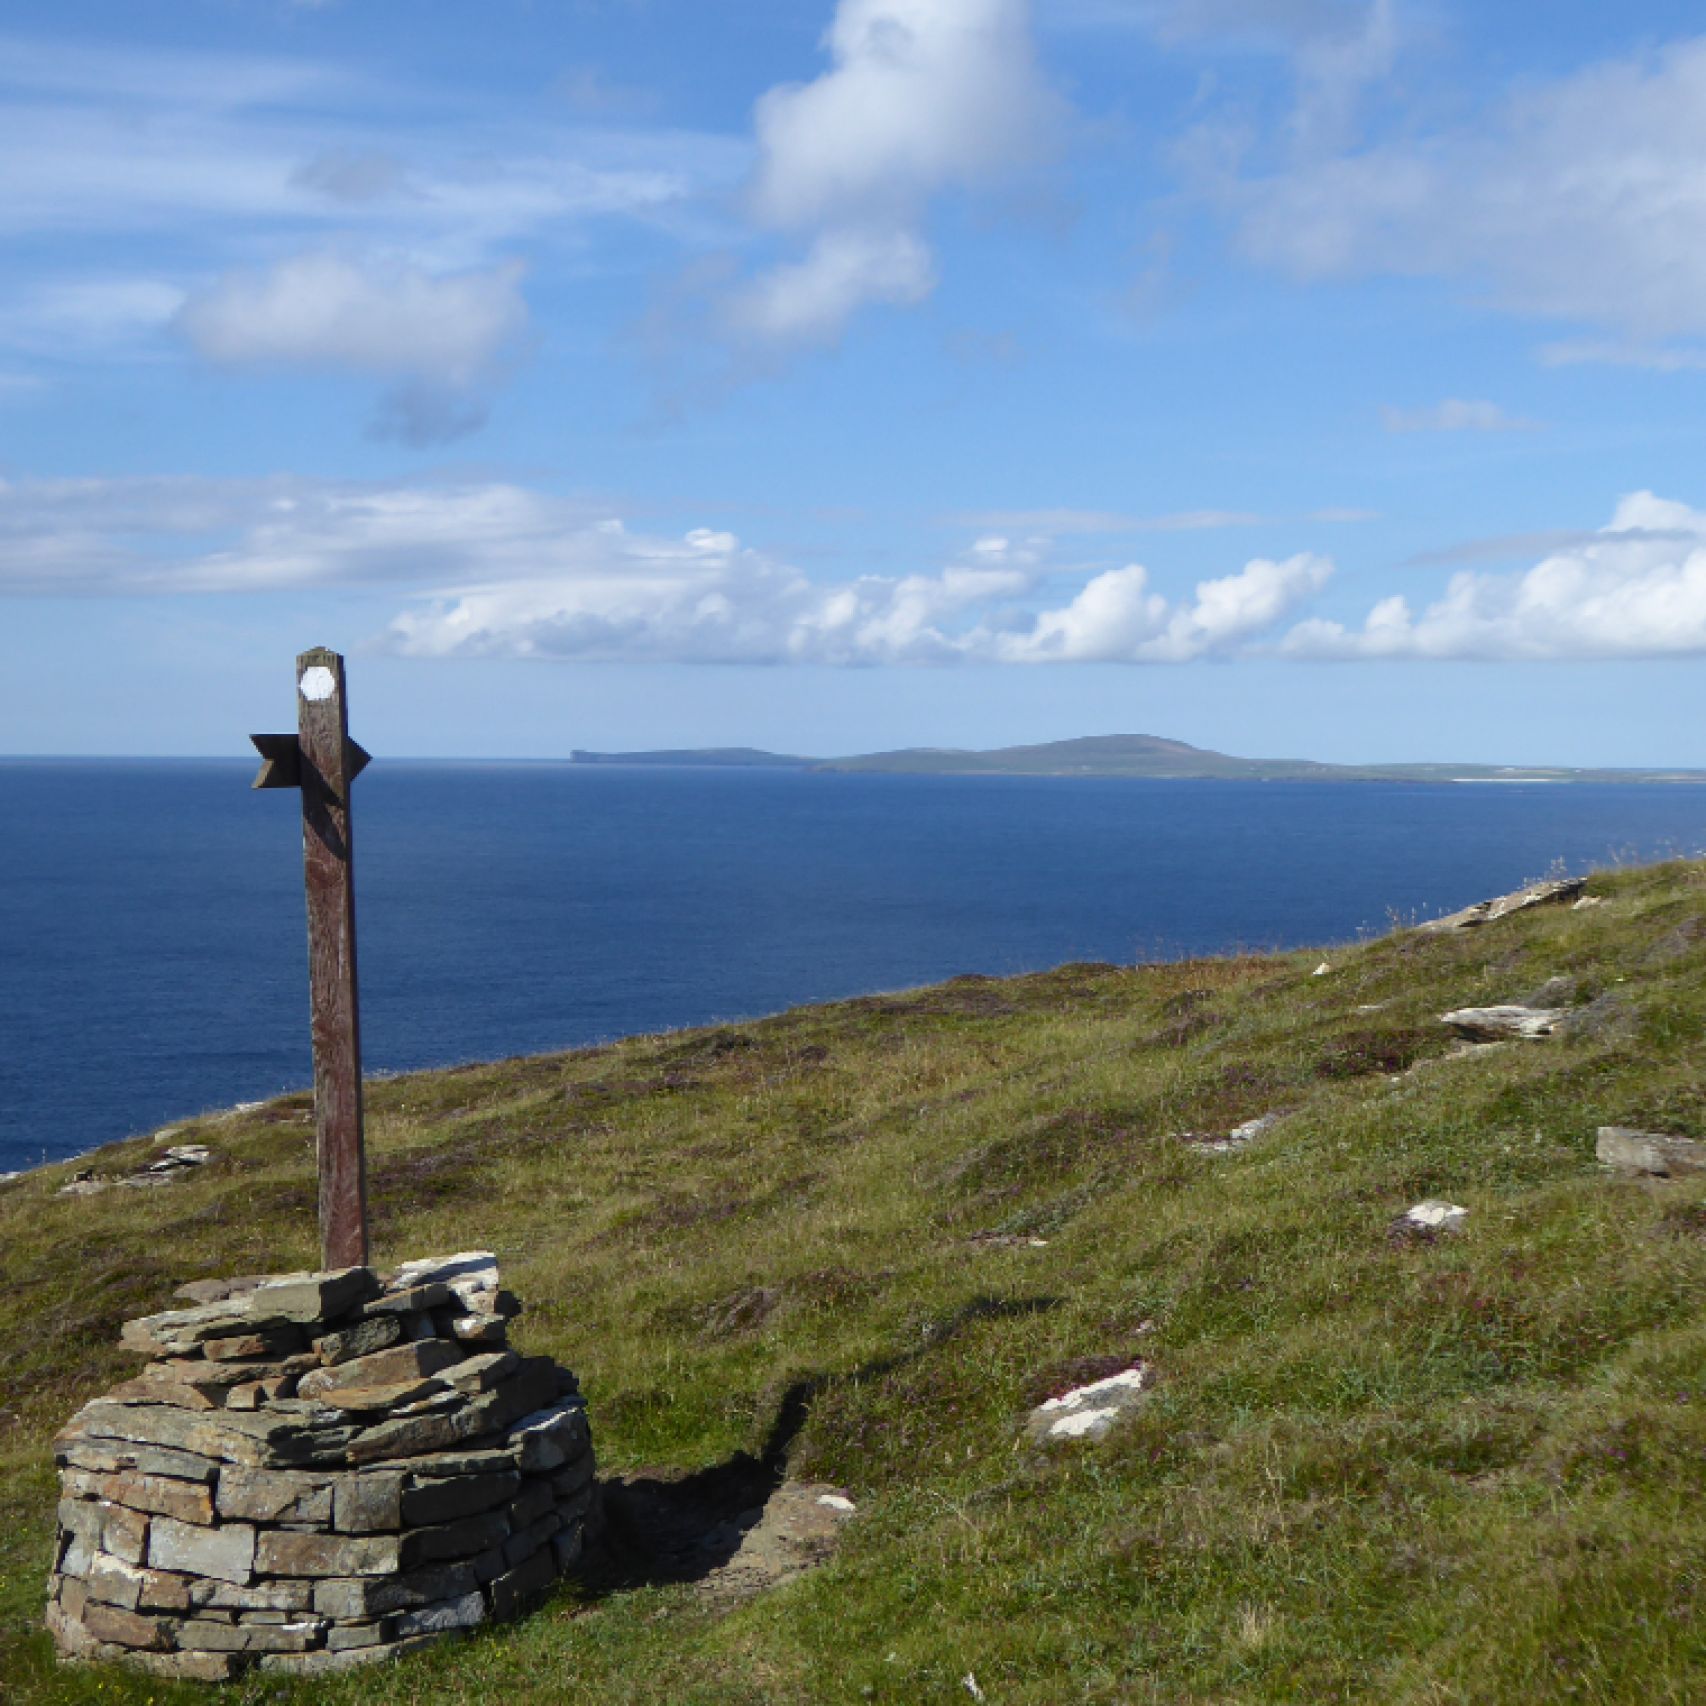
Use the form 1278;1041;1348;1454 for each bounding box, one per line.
1023;1365;1152;1445
47;1253;592;1681
1596;1126;1706;1179
1439;1005;1564;1041
1416;877;1586;936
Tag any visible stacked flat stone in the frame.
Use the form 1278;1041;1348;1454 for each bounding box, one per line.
47;1253;593;1682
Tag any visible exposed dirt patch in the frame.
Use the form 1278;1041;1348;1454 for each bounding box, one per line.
593;1466;855;1606
586;1378;853;1605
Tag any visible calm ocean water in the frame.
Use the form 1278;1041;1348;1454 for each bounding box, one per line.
4;760;1705;1172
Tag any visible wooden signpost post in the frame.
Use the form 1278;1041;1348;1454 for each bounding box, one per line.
251;648;374;1270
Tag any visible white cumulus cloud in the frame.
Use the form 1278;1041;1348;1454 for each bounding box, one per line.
387;528;1330;666
22;473;1706;669
1284;493;1706;660
989;553;1331;662
176;253;530;444
730;0;1060;349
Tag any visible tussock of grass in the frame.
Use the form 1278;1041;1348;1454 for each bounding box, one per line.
2;860;1704;1702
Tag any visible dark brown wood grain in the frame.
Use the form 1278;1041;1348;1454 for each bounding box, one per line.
294;647;369;1269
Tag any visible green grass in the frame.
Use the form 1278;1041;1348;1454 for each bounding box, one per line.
3;859;1705;1703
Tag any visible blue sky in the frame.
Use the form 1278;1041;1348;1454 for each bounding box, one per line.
5;0;1706;763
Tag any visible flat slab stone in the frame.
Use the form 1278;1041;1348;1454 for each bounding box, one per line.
312;1561;479;1620
1597;1126;1706;1178
1439;1005;1564;1041
250;1268;381;1325
63;1467;215;1525
507;1401;589;1473
76;1399;359;1468
1390;1199;1469;1241
299;1338;463;1399
57;1437;221;1483
216;1466;335;1526
1417;877;1586;935
314;1314;404;1365
148;1515;256;1585
334;1470;405;1534
84;1555;192;1615
255;1529;403;1578
1023;1365;1152;1445
175;1274;274;1306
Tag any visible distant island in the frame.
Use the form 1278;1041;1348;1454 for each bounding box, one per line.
569;733;1706;784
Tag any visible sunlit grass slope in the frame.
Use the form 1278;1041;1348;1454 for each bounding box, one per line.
2;858;1703;1703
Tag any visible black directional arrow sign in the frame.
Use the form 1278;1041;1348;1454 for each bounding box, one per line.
250;647;374;1270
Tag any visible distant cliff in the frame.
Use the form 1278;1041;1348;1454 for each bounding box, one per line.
570;733;1706;784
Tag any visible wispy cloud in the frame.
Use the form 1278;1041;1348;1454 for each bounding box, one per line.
1402;525;1706;569
1224;35;1706;342
1380;399;1541;434
176;254;532;444
1062;0;1402;154
948;506;1375;532
0;32;737;428
1538;340;1706;374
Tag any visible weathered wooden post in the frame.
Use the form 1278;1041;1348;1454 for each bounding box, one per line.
250;647;373;1270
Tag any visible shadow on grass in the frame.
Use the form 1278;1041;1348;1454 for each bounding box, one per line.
584;1293;1060;1593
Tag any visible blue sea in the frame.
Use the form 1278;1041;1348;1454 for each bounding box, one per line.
4;760;1705;1173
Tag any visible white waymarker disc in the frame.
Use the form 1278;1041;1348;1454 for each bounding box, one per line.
299;666;337;702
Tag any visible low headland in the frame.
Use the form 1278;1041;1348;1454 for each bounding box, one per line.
2;858;1703;1702
569;731;1706;784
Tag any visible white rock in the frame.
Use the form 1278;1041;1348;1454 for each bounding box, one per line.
1439;1005;1563;1041
390;1251;501;1312
1573;896;1604;911
1313;962;1332;977
1024;1364;1151;1445
816;1493;856;1513
1596;1126;1706;1179
1037;1369;1148;1411
1416;877;1586;935
1402;1200;1468;1233
1048;1406;1122;1440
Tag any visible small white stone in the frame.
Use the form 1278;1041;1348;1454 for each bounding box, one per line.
1404;1200;1468;1232
816;1493;856;1513
1313;962;1332;976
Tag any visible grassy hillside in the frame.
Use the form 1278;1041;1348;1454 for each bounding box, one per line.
2;860;1704;1703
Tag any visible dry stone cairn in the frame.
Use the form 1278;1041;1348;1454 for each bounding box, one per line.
47;1253;593;1681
